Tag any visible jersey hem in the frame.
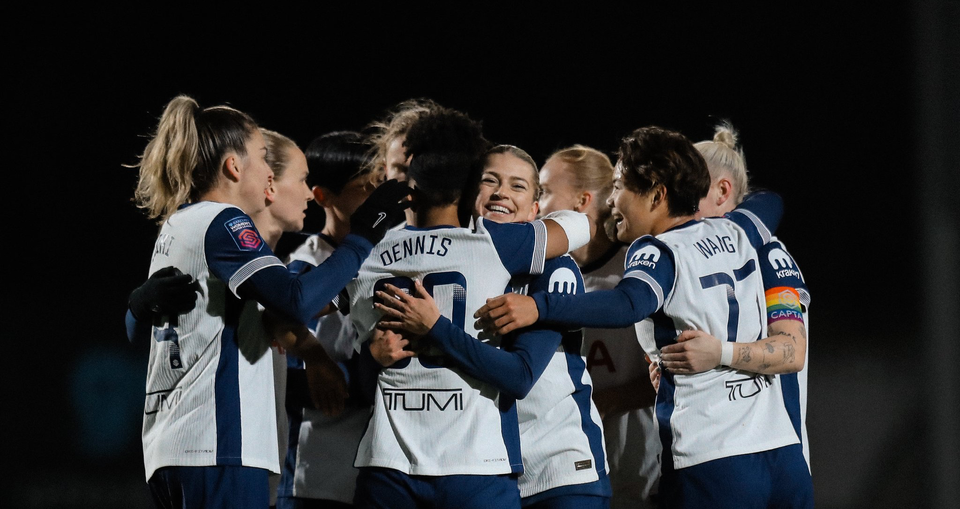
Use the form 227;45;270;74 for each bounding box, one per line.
671;435;799;470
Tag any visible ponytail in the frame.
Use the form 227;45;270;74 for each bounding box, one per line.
132;95;257;222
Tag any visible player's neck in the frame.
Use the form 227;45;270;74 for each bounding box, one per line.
322;215;350;244
413;205;461;228
248;210;282;250
653;214;696;235
199;182;261;216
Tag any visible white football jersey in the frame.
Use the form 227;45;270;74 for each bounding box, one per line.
581;246;660;508
142;202;282;481
347;218;548;476
632;217;798;469
516;257;610;500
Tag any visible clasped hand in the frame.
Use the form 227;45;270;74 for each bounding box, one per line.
472;293;538;335
658;329;722;375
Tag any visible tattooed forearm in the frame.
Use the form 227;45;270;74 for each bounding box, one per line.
773;330;798;344
738;345;752;364
782;341;796;364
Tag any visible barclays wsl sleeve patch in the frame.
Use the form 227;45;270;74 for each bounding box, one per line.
765;286;804;323
224;216;264;251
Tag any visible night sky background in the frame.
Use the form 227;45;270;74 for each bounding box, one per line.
9;4;958;508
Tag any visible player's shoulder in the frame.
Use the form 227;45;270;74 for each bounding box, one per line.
476;216;537;237
759;236;807;286
625;234;674;272
165;201;240;228
534;254;582;295
543;253;580;274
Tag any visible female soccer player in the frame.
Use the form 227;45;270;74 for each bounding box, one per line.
127;95;409;509
278;131;379;509
476;127;811;509
538;145;659;509
376;144;611;509
343;107;591;509
654;122;812;471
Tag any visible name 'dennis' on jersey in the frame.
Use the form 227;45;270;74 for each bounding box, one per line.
378;233;454;266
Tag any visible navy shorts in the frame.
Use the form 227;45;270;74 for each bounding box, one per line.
354;467;520;509
523;493;609;509
148;465;269;509
659;444;812;509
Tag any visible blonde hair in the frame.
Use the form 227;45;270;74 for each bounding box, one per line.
132;95;257;222
364;98;442;174
694;120;749;205
261;128;298;181
546;144;615;210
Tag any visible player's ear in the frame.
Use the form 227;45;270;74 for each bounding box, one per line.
223;152;242;182
650;184;667;208
312;186;328;206
716;177;734;207
265;177;278;204
524;201;540;222
576;191;593;213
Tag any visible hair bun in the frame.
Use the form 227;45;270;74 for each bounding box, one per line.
713;120;739;149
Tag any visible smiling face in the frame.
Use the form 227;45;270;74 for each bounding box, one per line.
474;152;539;224
269;145;312;233
608;162;657;242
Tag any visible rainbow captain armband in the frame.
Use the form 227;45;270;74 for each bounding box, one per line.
765;286;804;323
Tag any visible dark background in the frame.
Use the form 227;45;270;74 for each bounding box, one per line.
8;4;958;508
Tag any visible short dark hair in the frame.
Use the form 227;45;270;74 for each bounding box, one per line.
304;131;372;194
617;126;711;216
403;107;490;209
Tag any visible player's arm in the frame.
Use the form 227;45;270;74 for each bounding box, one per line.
204;211;369;326
483;210;590;278
661;241;810;375
125;266;200;344
227;231;371;325
216;181;410;325
351;330;414;406
725;190;783;249
476;238;675;335
659;319;806;375
125;309;152;345
262;310;349;415
376;279;558;400
541;210;592;259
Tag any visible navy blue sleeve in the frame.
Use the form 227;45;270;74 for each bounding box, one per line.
725;191;783;250
125;309;151;345
425;317;558;399
424;257;584;399
483;218;546;276
356;340;383;406
533;238;674;328
204;209;372;325
286;259;315;276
